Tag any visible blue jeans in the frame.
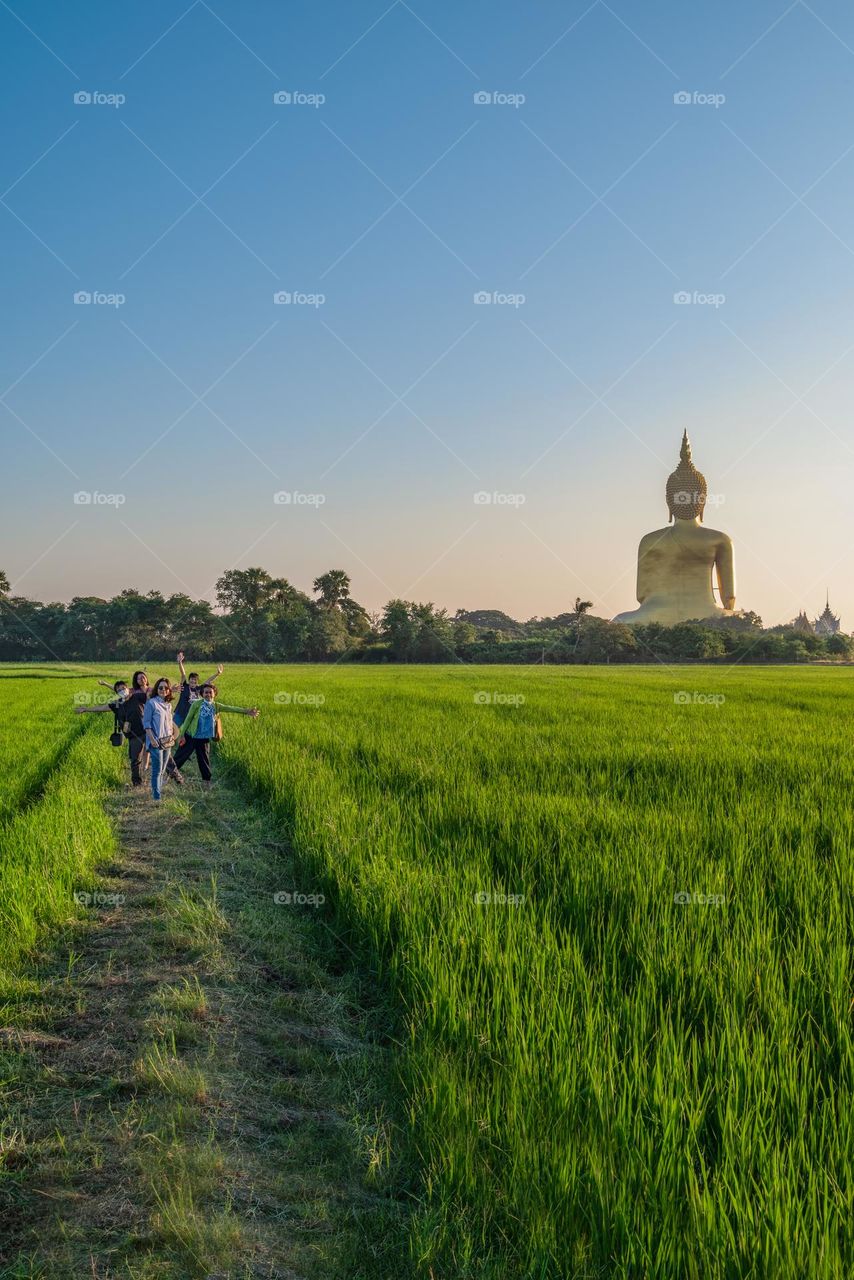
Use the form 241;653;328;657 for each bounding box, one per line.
149;746;171;800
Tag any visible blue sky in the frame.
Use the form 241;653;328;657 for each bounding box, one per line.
3;0;854;626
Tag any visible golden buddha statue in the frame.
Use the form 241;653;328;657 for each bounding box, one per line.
613;432;735;626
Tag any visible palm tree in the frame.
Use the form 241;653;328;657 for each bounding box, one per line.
573;597;593;652
312;570;351;609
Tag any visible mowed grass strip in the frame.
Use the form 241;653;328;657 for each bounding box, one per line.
0;754;408;1279
212;663;854;1280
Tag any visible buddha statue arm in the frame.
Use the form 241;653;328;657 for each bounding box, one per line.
635;532;663;604
636;557;648;604
635;539;647;604
715;536;736;610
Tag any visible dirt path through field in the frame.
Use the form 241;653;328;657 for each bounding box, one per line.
0;775;405;1279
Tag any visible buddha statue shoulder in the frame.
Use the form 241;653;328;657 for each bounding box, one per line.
613;431;736;626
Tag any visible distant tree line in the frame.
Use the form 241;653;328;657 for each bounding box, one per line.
0;569;851;664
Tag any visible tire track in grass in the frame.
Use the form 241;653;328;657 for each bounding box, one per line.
0;774;409;1280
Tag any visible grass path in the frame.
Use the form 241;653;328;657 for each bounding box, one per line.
0;773;407;1279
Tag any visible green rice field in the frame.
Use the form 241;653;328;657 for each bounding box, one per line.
1;662;852;1278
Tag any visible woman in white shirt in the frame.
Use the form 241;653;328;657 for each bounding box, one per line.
142;678;176;801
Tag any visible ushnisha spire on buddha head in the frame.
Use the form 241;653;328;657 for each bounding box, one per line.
665;430;707;523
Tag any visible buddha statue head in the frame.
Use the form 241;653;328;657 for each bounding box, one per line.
665;430;707;523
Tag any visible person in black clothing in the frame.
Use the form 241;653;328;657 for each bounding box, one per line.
75;679;130;718
124;670;151;786
76;676;139;771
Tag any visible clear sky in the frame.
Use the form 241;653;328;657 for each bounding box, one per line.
2;0;854;626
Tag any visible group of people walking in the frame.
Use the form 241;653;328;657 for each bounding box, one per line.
76;652;260;801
